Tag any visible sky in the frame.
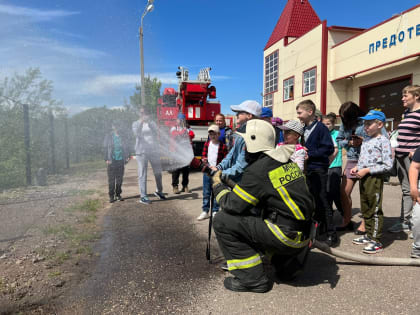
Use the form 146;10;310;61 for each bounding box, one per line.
0;0;418;115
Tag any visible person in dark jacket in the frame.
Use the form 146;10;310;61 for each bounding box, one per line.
296;99;336;245
212;119;315;293
104;123;130;203
214;113;234;152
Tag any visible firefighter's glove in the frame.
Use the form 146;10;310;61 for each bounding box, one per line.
212;170;223;188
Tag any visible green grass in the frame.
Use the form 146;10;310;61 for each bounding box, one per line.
54;252;71;264
82;214;97;223
75;246;93;255
42;224;75;238
48;271;62;278
63;160;105;177
65;199;101;214
67;188;99;197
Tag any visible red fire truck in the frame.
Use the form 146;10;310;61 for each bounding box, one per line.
157;67;221;157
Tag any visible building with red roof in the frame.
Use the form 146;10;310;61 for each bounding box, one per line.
264;0;420;130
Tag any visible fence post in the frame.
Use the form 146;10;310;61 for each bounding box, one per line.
49;110;56;174
64;117;70;169
23;103;32;185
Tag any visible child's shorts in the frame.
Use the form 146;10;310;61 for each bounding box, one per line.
343;160;359;179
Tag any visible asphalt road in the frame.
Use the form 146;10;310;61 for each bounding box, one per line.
57;160;420;314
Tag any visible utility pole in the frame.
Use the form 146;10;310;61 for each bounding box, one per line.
139;0;155;109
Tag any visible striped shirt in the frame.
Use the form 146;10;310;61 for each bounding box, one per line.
395;109;420;156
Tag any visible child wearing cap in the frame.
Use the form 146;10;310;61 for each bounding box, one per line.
198;124;228;220
277;120;306;171
350;110;393;254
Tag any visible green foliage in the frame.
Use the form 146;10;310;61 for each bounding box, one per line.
0;67;163;190
127;75;162;116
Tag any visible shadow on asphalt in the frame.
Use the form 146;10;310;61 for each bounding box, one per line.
273;252;340;289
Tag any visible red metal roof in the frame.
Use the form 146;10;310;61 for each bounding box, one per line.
264;0;321;50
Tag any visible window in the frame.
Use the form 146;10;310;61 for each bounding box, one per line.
264;94;273;107
303;67;316;95
283;77;294;101
264;51;278;95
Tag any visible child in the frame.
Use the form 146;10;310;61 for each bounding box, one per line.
197;124;228;220
277;120;306;171
351;110;393;254
104;123;130;203
296;100;336;245
322;113;344;217
409;146;420;258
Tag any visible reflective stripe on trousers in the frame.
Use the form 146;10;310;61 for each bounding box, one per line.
264;219;309;249
227;253;262;271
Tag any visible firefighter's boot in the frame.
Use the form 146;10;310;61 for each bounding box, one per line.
223;277;272;293
173;186;180;194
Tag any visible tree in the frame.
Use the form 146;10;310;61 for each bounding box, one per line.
0;68;63;115
127;75;162;115
0;68;65;189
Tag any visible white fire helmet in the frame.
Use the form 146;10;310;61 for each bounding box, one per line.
237;119;276;153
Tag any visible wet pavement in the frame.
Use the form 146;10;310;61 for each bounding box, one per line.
56;161;420;314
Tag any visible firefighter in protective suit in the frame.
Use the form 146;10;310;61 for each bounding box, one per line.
212;119;315;293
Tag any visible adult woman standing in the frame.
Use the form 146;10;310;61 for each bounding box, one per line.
132;107;166;204
388;85;420;233
214;113;233;152
336;102;366;233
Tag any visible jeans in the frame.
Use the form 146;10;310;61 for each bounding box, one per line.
136;152;163;197
202;174;219;212
107;159;124;198
412;180;420;255
397;155;413;225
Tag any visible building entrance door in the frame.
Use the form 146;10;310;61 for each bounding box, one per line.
360;77;411;131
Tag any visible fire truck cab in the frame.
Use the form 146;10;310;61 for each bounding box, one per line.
157;67;221;157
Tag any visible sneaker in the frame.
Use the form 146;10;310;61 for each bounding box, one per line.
139;197;151;205
181;186;189;193
410;252;420;259
197;211;210;221
109;197;115;203
223;277;272;293
173;186;180;194
154;192;166;200
388;222;411;233
409;233;414;239
352;235;371;245
116;195;124;201
212;211;218;218
362;241;383;254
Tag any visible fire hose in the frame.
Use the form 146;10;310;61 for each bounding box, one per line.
190;158;420;266
313;240;420;266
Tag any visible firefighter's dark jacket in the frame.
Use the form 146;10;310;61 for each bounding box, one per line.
213;147;315;244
